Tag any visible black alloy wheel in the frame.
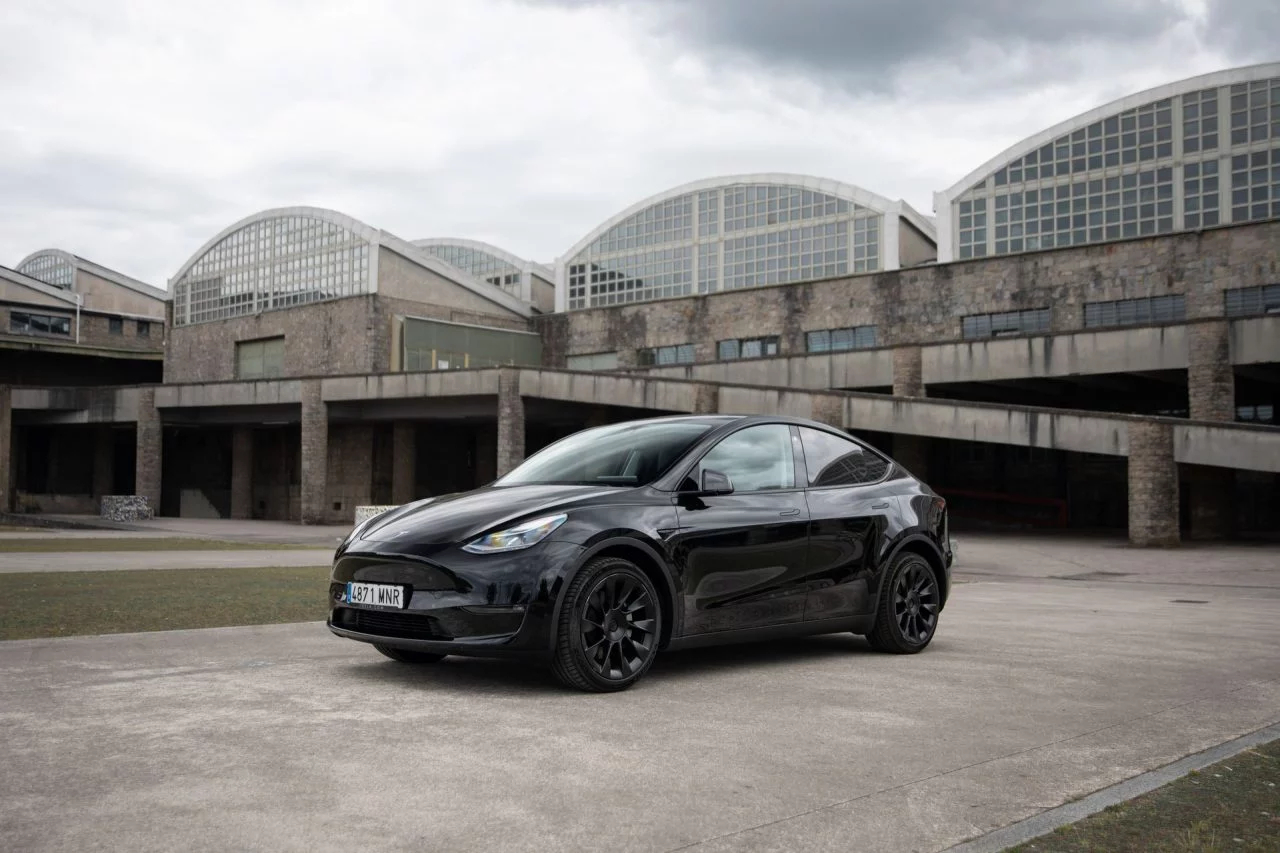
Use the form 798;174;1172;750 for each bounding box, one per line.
552;557;661;692
865;552;940;654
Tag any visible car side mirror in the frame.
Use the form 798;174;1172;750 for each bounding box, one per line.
700;469;734;496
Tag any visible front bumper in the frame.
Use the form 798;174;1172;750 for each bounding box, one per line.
327;539;584;658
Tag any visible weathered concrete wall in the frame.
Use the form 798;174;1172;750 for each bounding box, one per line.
924;325;1190;385
164;297;376;384
1128;421;1179;546
377;247;527;330
1229;316;1280;366
642;348;894;390
326;424;373;523
75;269;166;318
300;380;326;525
536;219;1280;365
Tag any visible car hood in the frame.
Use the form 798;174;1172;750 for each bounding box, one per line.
354;484;627;549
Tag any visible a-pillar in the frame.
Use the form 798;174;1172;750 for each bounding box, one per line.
300;380;328;525
496;369;525;477
135;387;162;514
1128;421;1180;546
392;422;416;505
1188;320;1234;422
92;427;114;504
231;427;253;520
893;435;930;481
1185;464;1235;540
893;346;925;397
0;385;11;513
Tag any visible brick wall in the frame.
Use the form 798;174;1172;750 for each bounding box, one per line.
536;220;1280;366
0;305;165;354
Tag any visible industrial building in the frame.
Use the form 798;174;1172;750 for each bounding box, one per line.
2;64;1278;545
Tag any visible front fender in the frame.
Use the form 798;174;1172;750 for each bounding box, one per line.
547;533;681;651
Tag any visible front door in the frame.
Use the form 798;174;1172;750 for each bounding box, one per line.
669;424;811;635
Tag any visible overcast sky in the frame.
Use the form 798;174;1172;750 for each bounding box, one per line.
1;0;1274;286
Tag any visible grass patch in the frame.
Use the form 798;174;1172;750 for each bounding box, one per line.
0;537;330;552
0;566;333;640
1009;738;1280;852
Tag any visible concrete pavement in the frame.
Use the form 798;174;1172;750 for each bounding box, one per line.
0;535;1277;853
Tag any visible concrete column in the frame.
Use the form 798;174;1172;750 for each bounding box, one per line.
1128;421;1180;547
1185;464;1235;540
693;383;719;415
92;428;114;500
1188;320;1234;421
809;393;845;427
392;422;416;505
135;387;162;514
300;380;328;525
892;346;925;397
894;435;930;481
0;385;11;513
496;368;525;477
231;427;253;520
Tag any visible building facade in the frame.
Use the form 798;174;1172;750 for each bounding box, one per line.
3;66;1279;542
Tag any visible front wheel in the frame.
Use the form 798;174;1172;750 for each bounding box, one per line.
865;552;940;654
552;557;662;692
374;644;447;664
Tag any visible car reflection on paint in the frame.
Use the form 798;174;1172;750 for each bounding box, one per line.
328;414;953;692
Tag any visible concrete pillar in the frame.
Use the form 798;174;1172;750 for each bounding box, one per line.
894;435;930;481
1128;421;1180;547
1188;321;1234;421
300;380;328;525
893;346;925;397
231;427;253;520
693;383;719;415
0;385;11;513
809;393;845;427
392;422;415;505
92;428;114;501
135;387;162;514
1185;464;1235;540
496;368;525;477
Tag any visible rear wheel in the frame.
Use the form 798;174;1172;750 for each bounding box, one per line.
373;644;447;664
552;557;661;693
865;552;940;654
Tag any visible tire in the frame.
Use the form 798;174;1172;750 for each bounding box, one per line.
551;556;662;693
373;644;447;664
864;552;940;654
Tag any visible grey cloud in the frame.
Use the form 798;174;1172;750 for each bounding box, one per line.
535;0;1192;91
1203;0;1280;58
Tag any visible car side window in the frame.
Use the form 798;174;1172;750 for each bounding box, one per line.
798;427;889;487
697;424;796;492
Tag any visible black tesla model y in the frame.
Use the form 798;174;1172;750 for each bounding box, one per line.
328;415;954;692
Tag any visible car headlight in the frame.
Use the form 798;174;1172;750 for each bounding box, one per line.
462;514;567;554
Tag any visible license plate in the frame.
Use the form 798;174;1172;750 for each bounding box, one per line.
345;582;407;609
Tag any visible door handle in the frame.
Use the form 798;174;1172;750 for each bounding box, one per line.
871;502;891;510
779;508;801;517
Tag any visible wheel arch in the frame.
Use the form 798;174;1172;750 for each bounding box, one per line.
551;536;680;651
884;534;949;607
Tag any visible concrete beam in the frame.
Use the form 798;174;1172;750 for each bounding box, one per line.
1229;316;1280;366
155;381;301;409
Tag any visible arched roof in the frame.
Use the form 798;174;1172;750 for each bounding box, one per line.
16;247;165;299
168;206;533;319
938;62;1280;203
560;173;921;263
413;238;531;271
15;249;76;288
169;206;381;286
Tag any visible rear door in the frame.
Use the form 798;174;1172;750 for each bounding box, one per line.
669;423;811;635
795;426;899;621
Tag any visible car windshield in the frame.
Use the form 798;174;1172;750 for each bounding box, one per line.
497;421;713;487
